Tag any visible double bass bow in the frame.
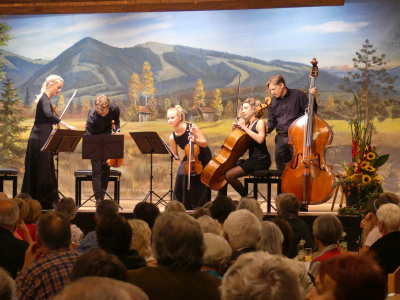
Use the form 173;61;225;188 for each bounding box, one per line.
184;122;203;190
281;58;335;204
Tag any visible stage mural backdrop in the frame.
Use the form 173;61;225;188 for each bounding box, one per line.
0;0;399;202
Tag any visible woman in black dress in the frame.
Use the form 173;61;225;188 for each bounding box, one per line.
224;98;271;197
22;75;76;209
167;106;212;210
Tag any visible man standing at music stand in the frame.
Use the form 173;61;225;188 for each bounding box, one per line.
85;95;120;205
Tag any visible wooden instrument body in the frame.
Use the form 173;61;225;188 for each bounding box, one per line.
184;142;203;176
201;128;251;191
281;113;335;204
107;120;123;168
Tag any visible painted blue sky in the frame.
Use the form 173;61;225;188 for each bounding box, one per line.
1;0;399;67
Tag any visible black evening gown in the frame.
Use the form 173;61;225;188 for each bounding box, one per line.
21;94;61;209
173;123;212;210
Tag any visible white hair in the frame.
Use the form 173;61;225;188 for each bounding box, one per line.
376;203;400;233
203;233;232;268
196;215;221;235
220;252;303;300
0;200;19;228
223;210;261;250
236;197;263;222
0;268;16;300
257;221;284;255
35;74;63;104
128;219;152;259
164;200;186;214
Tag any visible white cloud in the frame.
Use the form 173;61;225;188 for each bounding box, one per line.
303;21;369;33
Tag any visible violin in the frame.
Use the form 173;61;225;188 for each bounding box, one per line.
107;120;123;168
280;58;335;204
184;123;203;190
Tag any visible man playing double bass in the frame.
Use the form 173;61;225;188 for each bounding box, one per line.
85;95;120;205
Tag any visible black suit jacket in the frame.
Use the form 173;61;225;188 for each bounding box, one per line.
0;227;29;279
368;231;400;276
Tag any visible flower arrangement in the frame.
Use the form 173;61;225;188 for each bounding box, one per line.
336;95;389;215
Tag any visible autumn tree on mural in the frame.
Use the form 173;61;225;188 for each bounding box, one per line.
0;77;28;168
224;100;234;119
210;88;223;119
58;95;65;112
81;99;92;117
129;72;141;105
193;79;205;109
141;62;155;106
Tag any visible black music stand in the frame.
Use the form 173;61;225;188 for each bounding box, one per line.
81;135;124;207
41;129;85;204
129;132;169;204
157;138;178;205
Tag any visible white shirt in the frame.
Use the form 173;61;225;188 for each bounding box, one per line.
364;226;382;247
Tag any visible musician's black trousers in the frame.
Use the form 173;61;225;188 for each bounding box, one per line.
275;135;293;171
91;159;110;202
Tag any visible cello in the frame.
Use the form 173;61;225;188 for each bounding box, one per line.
281;58;335;204
184;122;203;190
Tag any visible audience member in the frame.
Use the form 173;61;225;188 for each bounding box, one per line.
76;199;119;253
133;202;160;230
203;200;213;209
128;212;221;300
0;268;17;300
164;200;186;214
15;193;32;201
360;193;400;254
0;199;29;279
223;209;261;261
275;193;314;258
309;214;342;278
220;252;303;300
367;203;400;276
306;253;387;300
202;233;232;279
196;215;221;235
193;206;211;219
128;219;155;263
236;197;263;222
0;192;8;199
270;217;294;257
11;198;33;244
17;199;41;242
54;277;149;300
210;195;236;224
70;249;128;282
97;214;146;270
55;198;83;245
16;211;79;300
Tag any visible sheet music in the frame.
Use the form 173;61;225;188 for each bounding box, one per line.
161;138;179;160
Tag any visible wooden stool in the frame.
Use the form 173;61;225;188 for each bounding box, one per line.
0;168;18;198
74;169;121;206
244;170;282;213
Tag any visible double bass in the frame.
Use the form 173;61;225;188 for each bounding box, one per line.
281;58;335;204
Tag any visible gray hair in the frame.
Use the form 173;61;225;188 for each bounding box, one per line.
257;221;284;255
37;211;71;250
54;277;149;300
275;193;300;216
196;215;221;235
55;198;77;221
237;197;263;222
376;203;400;233
223;210;261;250
152;212;204;270
128;219;152;259
0;268;16;300
220;252;302;300
313;215;343;247
164;200;186;214
203;233;232;268
0;200;19;228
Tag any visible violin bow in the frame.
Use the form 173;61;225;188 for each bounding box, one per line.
234;74;242;122
59;90;77;120
187;122;193;190
115;104;152;134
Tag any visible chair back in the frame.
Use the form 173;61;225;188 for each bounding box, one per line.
388;266;400;294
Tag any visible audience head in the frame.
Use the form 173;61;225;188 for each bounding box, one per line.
203;200;213;209
55;197;77;221
276;193;300;216
196;215;221;235
306;253;386;300
133;202;160;229
0;199;19;230
12;198;29;223
15;193;32;201
313;215;343;247
97;214;132;253
369;192;400;216
24;199;42;224
55;277;149;300
193;207;211;219
70;249;128;282
223;209;261;251
221;252;302;300
0;192;8;199
210;195;236;224
203;233;232;271
0;268;16;300
376;203;400;235
37;211;71;250
257;221;284;255
237;197;263;222
270;218;293;256
164;200;186;214
95;200;119;222
128;219;152;259
152;212;204;270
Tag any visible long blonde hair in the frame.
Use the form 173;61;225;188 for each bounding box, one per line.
35;75;64;104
